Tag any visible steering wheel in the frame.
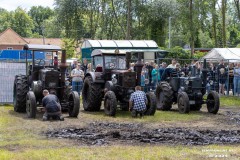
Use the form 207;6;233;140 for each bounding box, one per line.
35;59;46;66
105;62;116;69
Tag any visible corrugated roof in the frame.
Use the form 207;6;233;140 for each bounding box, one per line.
82;40;159;49
91;48;163;56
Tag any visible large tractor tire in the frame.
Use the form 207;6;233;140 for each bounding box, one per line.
206;91;219;114
145;92;156;115
68;91;80;117
82;76;102;111
13;75;28;112
26;91;37;118
177;92;190;114
156;81;173;111
104;91;117;116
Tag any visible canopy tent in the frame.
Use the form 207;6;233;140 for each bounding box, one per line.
202;48;240;62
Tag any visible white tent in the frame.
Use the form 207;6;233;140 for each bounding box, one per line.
202;48;240;62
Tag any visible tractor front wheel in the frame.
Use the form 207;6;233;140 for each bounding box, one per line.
26;91;37;118
177;92;190;114
68;91;80;117
104;91;117;116
207;91;219;114
145;92;156;115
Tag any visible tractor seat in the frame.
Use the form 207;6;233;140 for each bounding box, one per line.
95;66;103;72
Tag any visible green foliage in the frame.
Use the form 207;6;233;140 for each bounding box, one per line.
165;46;191;59
62;38;77;58
193;51;207;59
11;7;34;37
28;6;54;36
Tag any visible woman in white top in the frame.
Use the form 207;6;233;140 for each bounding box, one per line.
71;64;84;96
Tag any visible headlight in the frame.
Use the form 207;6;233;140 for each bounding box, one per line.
65;81;70;86
185;80;189;85
145;79;149;85
112;74;116;79
112;78;117;85
210;80;213;85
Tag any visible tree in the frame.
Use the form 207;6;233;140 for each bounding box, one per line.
0;8;12;32
28;6;54;36
62;38;77;58
11;7;34;37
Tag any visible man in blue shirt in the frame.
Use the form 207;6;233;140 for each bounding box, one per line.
129;86;148;118
42;90;64;121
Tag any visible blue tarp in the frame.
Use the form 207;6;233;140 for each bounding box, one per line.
0;50;45;60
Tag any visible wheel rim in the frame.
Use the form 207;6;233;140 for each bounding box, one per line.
207;94;215;112
158;91;164;107
105;99;110;111
68;94;74;114
26;95;31;116
178;96;184;112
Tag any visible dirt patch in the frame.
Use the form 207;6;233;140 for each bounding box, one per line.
46;122;240;146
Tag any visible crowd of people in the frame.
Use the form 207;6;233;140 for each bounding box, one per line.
131;58;239;96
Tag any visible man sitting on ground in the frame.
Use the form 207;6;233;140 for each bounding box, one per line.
42;89;64;121
129;86;148;118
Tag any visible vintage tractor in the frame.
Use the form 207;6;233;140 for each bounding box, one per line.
156;59;219;114
13;44;80;118
82;49;156;116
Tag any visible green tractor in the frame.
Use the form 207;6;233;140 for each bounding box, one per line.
156;59;219;114
13;44;80;118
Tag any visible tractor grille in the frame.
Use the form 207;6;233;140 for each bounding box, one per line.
120;72;136;88
45;71;59;88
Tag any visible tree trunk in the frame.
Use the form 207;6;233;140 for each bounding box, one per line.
222;0;227;47
126;0;132;40
190;0;194;58
211;0;218;47
234;0;240;21
111;0;126;38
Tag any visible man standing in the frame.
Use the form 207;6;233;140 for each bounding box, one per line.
81;58;88;75
42;90;64;121
129;86;148;118
71;64;84;96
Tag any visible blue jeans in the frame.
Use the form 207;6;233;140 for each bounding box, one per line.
72;81;83;95
233;77;240;95
152;79;157;91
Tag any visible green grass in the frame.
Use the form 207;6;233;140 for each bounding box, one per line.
220;96;240;107
0;99;240;160
80;109;204;123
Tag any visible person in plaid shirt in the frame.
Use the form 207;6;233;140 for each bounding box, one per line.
129;86;148;118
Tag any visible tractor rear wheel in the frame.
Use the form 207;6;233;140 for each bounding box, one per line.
207;91;219;114
177;92;190;114
82;76;102;111
68;91;80;117
26;91;37;118
104;91;117;116
156;81;173;111
145;92;156;115
13;75;28;112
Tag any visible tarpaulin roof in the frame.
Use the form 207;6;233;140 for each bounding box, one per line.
202;48;240;62
91;49;164;56
82;40;159;49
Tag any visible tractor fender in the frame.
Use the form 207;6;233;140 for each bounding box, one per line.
84;72;105;83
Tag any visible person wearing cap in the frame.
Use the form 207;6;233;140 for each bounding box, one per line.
71;64;84;96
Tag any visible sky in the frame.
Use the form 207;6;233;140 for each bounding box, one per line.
0;0;55;11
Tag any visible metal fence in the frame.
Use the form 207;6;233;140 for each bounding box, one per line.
0;62;26;104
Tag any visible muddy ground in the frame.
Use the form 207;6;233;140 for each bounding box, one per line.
45;105;240;146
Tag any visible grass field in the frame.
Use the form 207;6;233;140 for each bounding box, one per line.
0;96;240;160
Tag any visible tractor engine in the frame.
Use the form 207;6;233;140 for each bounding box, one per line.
31;68;60;99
